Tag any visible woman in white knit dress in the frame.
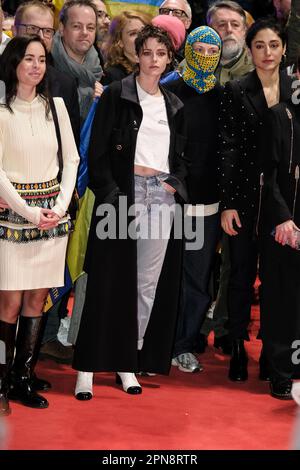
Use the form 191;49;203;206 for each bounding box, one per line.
0;36;79;416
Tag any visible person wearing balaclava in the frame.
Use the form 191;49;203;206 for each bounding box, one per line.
167;26;222;373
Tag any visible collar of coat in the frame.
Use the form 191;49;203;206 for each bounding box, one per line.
237;68;293;118
120;73;184;118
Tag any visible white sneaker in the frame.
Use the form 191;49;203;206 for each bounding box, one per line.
172;352;203;373
75;371;93;400
57;317;72;346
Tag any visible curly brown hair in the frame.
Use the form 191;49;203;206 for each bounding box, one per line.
105;10;152;74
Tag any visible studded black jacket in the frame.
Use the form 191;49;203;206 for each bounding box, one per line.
218;69;293;218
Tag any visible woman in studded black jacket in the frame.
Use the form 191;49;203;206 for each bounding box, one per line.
219;18;292;383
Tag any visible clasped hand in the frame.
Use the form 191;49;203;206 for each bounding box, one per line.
0;197;60;229
39;208;60;230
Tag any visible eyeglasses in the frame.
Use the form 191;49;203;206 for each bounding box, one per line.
97;10;111;20
158;7;188;18
17;24;55;38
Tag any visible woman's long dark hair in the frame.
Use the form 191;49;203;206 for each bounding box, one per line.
0;35;51;117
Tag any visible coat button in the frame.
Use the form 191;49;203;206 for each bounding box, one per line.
116;144;122;150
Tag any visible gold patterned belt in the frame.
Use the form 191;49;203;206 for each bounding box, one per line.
12;178;60;199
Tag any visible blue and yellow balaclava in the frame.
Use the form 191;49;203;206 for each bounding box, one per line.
183;26;221;94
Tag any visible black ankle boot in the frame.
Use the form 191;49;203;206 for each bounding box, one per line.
259;349;270;381
214;334;233;355
229;339;248;382
9;316;48;409
0;320;17;416
270;377;293;400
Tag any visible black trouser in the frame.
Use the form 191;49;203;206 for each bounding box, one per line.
174;213;220;356
227;214;258;340
200;233;230;338
260;234;300;380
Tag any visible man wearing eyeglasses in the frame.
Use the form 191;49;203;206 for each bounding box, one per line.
91;0;110;66
158;0;192;60
91;0;110;36
159;0;192;30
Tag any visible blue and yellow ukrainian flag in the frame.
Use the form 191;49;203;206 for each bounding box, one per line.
106;0;160;16
53;0;161;18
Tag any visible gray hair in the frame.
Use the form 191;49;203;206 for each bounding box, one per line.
160;0;192;20
207;1;246;27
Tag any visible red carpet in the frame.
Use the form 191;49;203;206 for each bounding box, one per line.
2;304;299;450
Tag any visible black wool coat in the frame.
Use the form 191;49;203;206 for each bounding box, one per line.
261;100;300;235
259;100;300;376
73;74;188;374
167;78;221;205
219;69;292;219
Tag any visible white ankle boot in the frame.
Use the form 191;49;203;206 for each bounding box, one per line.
75;371;93;400
116;372;142;395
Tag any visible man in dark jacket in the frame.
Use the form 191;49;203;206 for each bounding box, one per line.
51;0;103;123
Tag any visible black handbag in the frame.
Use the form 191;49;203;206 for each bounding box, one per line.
49;97;79;220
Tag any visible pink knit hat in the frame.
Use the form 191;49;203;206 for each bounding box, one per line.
152;15;186;51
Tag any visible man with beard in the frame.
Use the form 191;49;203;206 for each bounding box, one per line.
207;0;253;85
91;0;110;66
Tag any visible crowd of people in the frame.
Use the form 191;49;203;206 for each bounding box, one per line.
0;0;300;418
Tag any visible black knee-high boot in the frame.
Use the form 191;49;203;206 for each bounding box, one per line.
9;316;48;408
0;320;17;416
30;313;51;392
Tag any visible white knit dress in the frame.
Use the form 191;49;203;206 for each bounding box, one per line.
0;96;79;290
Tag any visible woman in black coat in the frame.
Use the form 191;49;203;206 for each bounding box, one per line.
259;98;300;399
219;18;292;382
72;25;188;398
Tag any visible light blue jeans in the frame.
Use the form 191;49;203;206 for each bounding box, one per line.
134;174;175;349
